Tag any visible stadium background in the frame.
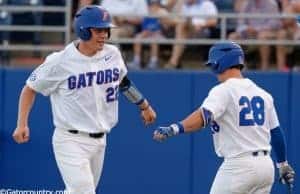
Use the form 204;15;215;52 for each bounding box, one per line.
0;1;299;194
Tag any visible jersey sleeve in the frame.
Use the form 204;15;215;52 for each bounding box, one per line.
116;49;128;80
26;53;62;96
200;85;230;120
269;99;280;130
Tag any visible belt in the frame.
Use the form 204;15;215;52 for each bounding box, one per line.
68;130;104;139
252;150;269;156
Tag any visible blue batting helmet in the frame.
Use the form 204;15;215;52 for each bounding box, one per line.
74;5;115;41
206;41;245;74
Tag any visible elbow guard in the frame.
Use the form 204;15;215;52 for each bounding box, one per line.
119;76;144;105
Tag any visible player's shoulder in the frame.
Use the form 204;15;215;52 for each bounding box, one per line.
43;51;64;66
259;86;274;103
103;43;123;57
104;43;120;52
45;42;76;62
46;42;75;61
249;78;272;94
39;43;73;69
208;81;229;96
247;78;274;102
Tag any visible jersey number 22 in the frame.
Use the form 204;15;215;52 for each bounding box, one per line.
239;96;265;126
106;86;119;102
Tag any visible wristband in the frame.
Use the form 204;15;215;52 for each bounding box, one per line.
170;122;185;135
276;161;289;168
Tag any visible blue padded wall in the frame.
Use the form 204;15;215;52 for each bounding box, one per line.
0;69;64;189
0;68;4;162
99;72;192;194
288;73;300;193
0;69;299;194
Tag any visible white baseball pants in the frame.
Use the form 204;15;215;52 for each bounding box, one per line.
210;152;274;194
52;128;106;194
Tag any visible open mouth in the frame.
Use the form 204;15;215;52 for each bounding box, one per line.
97;41;104;45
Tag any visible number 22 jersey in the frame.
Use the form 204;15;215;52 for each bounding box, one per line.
26;42;128;133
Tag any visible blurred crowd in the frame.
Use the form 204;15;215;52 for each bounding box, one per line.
0;0;300;71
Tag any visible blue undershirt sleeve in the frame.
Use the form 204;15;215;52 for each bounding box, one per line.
270;126;287;163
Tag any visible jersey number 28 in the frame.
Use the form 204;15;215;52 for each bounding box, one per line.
239;96;265;126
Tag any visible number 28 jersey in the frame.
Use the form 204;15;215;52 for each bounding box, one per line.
201;78;280;158
26;42;127;133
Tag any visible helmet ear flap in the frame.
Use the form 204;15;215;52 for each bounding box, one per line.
206;61;220;74
210;61;220;73
79;26;91;41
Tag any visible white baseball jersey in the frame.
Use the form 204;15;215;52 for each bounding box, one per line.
26;42;127;133
201;78;280;158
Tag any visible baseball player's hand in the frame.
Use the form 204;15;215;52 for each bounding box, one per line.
279;163;295;185
153;126;176;142
12;126;30;144
141;105;156;125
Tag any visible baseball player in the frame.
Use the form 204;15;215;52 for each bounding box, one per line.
153;41;295;194
12;5;156;194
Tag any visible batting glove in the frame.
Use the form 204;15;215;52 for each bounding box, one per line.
153;123;184;142
278;163;295;186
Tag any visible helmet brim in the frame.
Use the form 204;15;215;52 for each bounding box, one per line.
92;23;117;29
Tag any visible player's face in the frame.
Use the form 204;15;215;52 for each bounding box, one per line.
88;28;109;51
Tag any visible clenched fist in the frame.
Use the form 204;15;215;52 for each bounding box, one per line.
141;105;156;125
12;126;30;144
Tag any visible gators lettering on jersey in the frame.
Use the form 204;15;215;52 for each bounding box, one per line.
68;68;120;89
26;42;127;133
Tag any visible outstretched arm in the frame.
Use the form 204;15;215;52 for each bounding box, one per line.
12;85;36;143
153;108;208;141
119;76;156;125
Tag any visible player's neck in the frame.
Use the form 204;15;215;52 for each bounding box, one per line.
77;41;98;57
218;69;243;82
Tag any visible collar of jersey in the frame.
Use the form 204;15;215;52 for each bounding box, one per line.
71;41;103;61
